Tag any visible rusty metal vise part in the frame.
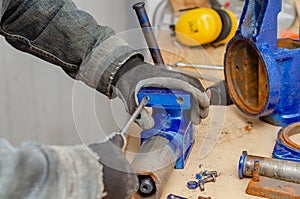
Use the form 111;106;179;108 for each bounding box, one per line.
224;0;300;126
273;122;300;162
246;161;300;199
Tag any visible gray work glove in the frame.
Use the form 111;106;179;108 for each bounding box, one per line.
89;132;139;199
111;57;210;129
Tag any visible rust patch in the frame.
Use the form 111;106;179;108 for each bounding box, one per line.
246;176;300;199
280;123;300;150
225;39;269;115
245;121;254;132
278;38;300;49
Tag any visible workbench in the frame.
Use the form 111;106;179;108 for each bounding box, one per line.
125;30;279;199
125;1;300;198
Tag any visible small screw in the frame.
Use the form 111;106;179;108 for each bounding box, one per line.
198;180;205;191
203;175;216;183
203;170;218;177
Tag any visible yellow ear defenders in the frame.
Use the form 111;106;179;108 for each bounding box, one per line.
175;7;237;46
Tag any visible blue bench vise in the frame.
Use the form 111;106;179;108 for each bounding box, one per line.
137;87;194;169
224;0;300;127
131;87;194;196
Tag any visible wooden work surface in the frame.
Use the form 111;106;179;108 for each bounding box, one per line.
124;30;282;199
126;1;300;197
158;30;282;199
168;0;210;17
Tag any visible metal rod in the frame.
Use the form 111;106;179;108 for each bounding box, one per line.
166;65;221;82
120;96;149;135
175;61;224;70
133;2;165;65
239;151;300;184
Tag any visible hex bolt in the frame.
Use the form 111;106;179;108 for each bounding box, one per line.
203;170;218;177
203;175;216;183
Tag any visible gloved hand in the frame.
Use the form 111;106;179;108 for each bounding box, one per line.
111;57;210;129
89;132;139;199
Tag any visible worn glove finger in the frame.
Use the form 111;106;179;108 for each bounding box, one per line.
89;134;139;199
190;94;208;124
135;108;154;130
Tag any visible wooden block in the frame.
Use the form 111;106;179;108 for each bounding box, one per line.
169;0;210;17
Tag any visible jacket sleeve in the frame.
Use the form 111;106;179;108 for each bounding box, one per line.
0;139;106;199
0;134;139;199
0;0;142;97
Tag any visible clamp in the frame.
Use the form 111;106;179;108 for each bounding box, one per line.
131;3;195;197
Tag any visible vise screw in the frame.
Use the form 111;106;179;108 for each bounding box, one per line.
224;0;300;126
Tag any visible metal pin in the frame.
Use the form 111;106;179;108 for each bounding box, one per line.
175;61;224;70
120;96;150;135
166;65;221;82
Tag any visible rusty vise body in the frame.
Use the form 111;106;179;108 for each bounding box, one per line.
224;0;300;127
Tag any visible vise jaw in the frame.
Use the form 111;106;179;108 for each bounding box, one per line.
224;0;300;126
137;87;194;169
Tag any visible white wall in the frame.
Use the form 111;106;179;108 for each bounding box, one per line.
0;0;148;146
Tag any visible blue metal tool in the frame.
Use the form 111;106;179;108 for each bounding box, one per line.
137;87;194;169
272;122;300;162
132;3;195;196
224;0;300;126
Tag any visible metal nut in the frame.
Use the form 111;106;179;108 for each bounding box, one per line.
187;180;198;189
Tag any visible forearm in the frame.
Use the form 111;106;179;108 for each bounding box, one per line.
0;0;141;97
